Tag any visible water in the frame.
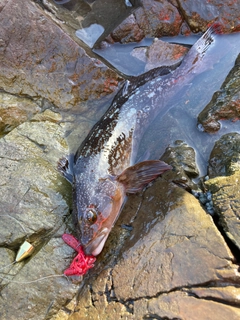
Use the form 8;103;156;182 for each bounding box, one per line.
136;33;240;176
76;24;105;48
92;32;240;177
93;35;200;76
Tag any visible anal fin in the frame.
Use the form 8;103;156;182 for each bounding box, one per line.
117;160;172;194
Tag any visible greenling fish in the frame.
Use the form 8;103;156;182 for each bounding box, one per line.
59;25;222;257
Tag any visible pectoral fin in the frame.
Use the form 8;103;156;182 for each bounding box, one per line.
57;154;74;184
117;160;172;194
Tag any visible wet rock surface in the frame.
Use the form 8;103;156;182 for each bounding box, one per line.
106;0;240;44
109;0;183;43
208;133;240;178
0;0;240;319
177;0;240;33
160;140;199;191
198;54;240;133
0;0;121;112
205;133;240;251
131;38;189;71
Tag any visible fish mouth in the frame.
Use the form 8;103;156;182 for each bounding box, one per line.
84;227;109;256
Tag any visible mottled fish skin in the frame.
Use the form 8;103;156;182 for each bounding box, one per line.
59;25;222;256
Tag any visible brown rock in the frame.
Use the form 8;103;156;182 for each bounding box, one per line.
0;0;121;112
144;39;188;71
108;0;183;43
111;14;145;43
65;177;238;318
113;180;233;300
205;133;240;251
134;0;183;37
189;286;240;305
134;290;240;319
131;39;188;71
0;92;40;137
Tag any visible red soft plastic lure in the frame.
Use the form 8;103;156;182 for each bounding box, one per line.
62;234;96;276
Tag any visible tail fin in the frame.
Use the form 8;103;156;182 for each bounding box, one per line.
195;23;223;54
179;23;224;73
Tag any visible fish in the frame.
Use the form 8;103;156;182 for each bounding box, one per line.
58;24;222;257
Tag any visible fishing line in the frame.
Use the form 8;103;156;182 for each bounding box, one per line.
0;216;72;285
0;214;27;233
0;261;16;272
0;273;70;284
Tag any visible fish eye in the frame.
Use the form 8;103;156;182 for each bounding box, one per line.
86;208;97;224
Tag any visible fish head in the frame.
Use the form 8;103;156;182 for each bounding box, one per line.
75;177;125;256
74;157;172;256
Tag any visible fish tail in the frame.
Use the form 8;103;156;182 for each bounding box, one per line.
193;24;222;55
207;22;224;35
179;23;224;74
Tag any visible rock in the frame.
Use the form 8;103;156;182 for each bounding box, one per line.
1;0;240;318
131;38;188;71
105;0;240;45
0;0;122;112
135;0;183;37
0;248;15;281
189;286;240;305
208;133;240;178
160;140;199;191
205;172;240;251
108;0;183;43
32;109;62;123
0;235;79;320
0;120;79;319
0;92;41;137
133;289;240;319
63;177;239;318
177;0;240;33
112;181;233;300
110;14;145;43
205;132;240;250
198;54;240;133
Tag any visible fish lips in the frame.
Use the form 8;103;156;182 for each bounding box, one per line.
83;227;109;256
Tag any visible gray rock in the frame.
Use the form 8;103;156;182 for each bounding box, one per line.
208;133;240;178
0;120;79;320
161;140;199;191
205;132;240;249
205;172;240;250
198;54;240;133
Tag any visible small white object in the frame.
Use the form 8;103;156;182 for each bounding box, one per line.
16;241;34;262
